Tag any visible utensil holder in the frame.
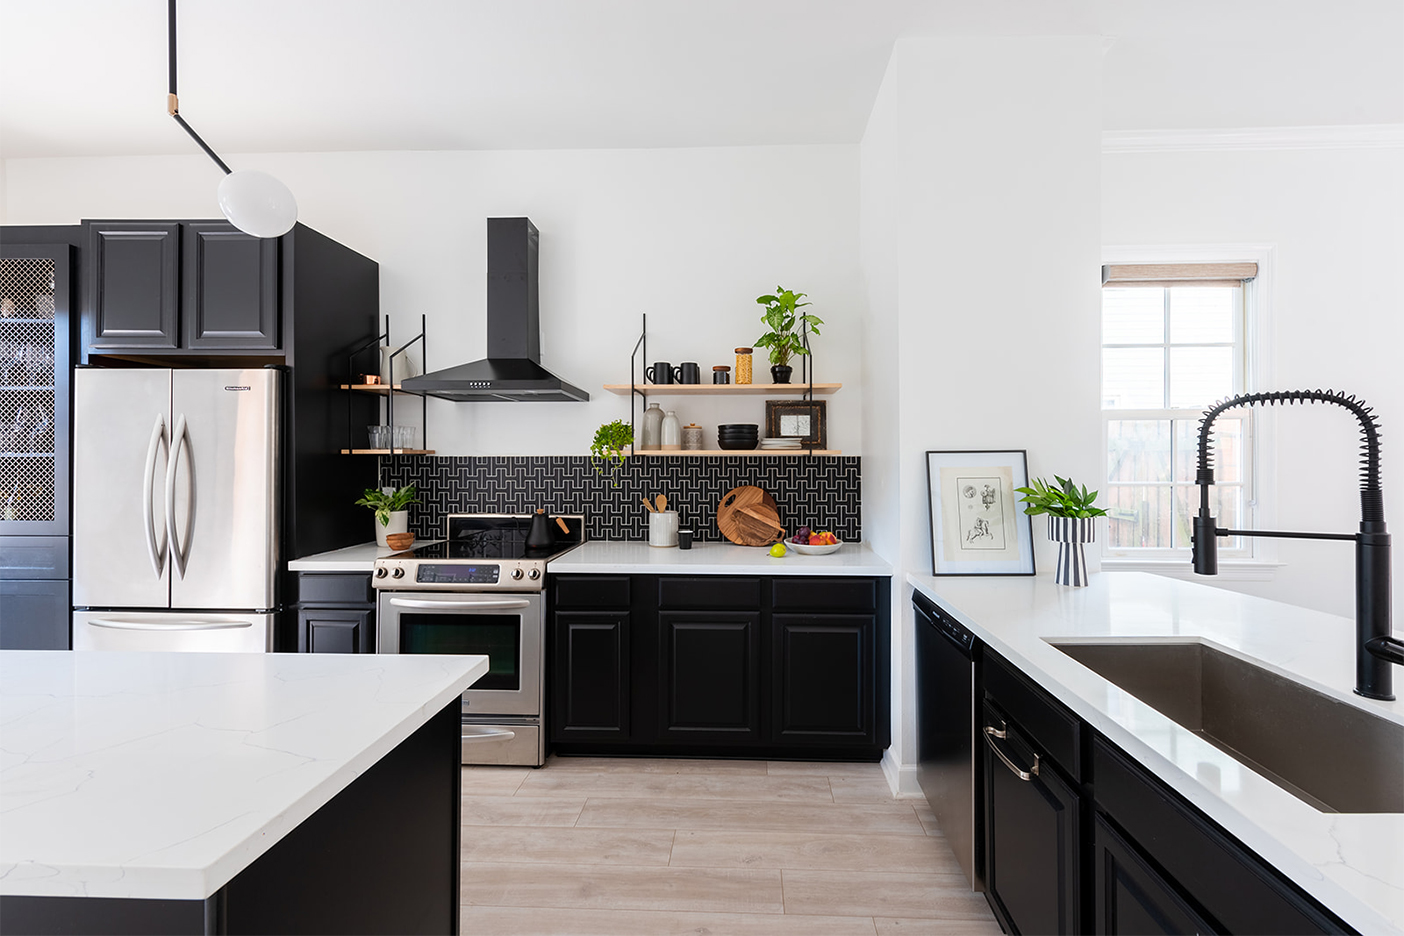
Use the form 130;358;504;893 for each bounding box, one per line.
648;510;679;547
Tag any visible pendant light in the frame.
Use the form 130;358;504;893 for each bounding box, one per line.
166;0;297;238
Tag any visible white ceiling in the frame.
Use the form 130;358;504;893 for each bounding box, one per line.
0;0;1399;159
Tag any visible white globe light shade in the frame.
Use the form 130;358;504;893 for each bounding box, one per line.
217;170;298;238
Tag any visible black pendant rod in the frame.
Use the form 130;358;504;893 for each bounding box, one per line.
167;0;232;176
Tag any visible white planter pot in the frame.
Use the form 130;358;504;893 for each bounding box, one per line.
376;510;409;547
1048;516;1096;587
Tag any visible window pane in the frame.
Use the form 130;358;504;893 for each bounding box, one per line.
1108;420;1171;483
1103;348;1165;409
1174;484;1243;550
1105;486;1173;549
1103;287;1165;343
1170;287;1237;343
1168;346;1233;409
1175;417;1242;483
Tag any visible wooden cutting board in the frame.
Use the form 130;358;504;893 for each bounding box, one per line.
717;486;785;546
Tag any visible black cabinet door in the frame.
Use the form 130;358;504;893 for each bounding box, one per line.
182;222;279;350
984;704;1081;935
84;221;179;349
298;607;373;654
552;611;631;742
772;613;875;746
658;610;761;743
0;578;69;649
1094;813;1215;935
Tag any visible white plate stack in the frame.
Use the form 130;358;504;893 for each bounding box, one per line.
760;438;803;451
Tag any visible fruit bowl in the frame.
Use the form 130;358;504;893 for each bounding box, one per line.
788;539;843;556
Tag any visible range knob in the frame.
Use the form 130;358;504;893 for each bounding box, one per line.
392;567;405;579
527;568;541;581
374;567;388;579
511;568;524;581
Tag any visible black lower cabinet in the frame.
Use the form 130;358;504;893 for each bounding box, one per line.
549;574;890;759
658;611;761;743
553;610;630;741
983;703;1081;935
294;572;375;653
1094;813;1213;935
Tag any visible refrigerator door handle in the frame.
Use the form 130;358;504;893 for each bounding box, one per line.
142;413;169;579
165;414;193;580
88;618;254;632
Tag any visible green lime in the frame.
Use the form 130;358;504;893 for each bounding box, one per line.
769;543;787;558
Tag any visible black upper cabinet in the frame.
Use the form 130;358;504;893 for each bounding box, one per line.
182;223;278;349
658;610;762;743
83;219;278;354
773;613;876;746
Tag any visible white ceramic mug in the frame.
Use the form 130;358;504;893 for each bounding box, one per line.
648;510;679;547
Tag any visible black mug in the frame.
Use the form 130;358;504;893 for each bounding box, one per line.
676;362;701;384
645;362;674;384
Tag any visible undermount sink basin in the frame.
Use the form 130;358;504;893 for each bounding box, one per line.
1050;640;1404;814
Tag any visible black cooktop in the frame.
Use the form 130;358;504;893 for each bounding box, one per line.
391;514;585;562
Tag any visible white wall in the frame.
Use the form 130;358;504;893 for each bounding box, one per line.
861;37;1104;793
2;145;863;456
1103;143;1404;616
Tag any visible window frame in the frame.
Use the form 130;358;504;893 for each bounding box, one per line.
1098;246;1280;578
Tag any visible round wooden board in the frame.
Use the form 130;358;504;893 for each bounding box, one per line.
717;485;784;546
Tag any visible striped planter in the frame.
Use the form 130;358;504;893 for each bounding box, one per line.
1048;516;1096;587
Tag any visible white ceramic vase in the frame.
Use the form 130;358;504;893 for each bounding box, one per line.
376;510;409;547
379;346;419;385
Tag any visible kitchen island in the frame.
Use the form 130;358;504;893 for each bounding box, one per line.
910;571;1403;935
0;650;488;935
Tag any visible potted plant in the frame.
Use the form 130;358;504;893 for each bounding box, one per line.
1014;476;1107;586
590;419;633;482
355;484;418;547
754;287;823;384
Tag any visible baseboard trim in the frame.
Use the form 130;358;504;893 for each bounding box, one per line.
881;750;924;799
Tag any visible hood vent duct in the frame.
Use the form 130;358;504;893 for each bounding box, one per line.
402;217;589;402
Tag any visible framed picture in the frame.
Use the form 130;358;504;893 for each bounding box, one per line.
926;450;1035;576
765;400;827;449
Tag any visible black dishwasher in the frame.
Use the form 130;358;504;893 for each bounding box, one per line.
914;591;982;891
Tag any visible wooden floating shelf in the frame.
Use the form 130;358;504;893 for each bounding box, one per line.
629;448;841;457
340;449;435;456
340;383;411;395
603;383;841;396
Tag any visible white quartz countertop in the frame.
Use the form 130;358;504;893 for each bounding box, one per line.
0;650;488;901
287;542;405;572
550;540;892;576
908;571;1403;935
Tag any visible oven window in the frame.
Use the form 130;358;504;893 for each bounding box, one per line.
399;614;521;691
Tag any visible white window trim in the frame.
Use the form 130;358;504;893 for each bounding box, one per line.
1099;243;1278;579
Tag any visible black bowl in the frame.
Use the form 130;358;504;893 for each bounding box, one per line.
717;424;759;432
717;438;760;451
718;430;759;438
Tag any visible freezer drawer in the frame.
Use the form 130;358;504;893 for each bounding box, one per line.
73;610;274;652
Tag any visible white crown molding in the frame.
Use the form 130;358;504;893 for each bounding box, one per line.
1102;124;1404;154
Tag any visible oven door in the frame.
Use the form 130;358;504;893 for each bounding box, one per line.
376;591;542;716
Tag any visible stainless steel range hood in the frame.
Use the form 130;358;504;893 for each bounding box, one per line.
402;218;589;402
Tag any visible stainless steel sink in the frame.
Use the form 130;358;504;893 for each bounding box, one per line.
1050;640;1404;814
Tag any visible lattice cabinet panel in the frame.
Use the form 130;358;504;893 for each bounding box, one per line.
1;256;59;524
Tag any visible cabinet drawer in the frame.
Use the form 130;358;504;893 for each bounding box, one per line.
0;536;69;579
658;576;760;610
771;577;876;612
554;575;631;608
1092;736;1343;935
985;650;1081;780
295;572;373;605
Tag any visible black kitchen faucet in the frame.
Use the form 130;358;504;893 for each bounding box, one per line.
1191;389;1404;700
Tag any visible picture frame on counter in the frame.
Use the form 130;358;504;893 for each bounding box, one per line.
926;449;1036;576
765;399;827;449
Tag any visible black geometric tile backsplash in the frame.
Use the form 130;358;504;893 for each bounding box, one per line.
380;456;861;544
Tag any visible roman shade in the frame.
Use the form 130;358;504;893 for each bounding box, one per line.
1101;262;1258;289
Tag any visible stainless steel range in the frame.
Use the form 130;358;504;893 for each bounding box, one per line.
374;513;584;766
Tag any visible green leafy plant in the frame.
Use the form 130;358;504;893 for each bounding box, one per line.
1015;476;1108;519
590;419;633;479
355;484;418;527
754;287;824;367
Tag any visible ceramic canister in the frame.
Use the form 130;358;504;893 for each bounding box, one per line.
682;424;704;450
648;510;679;547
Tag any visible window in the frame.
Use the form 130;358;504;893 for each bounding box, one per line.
1101;262;1257;557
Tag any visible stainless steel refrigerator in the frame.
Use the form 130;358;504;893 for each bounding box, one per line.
72;368;280;651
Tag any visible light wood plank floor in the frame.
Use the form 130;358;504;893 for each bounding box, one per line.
460;757;1002;935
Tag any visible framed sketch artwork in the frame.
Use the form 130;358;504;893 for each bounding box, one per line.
926;450;1035;576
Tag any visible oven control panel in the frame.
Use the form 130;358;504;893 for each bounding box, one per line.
417;564;499;585
372;559;546;591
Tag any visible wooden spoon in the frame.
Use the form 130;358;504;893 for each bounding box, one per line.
656;494;668;513
642;496;655;513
